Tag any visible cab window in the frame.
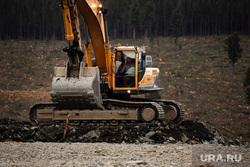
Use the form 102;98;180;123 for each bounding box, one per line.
115;50;136;88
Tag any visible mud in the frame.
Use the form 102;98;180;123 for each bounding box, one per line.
0;119;242;145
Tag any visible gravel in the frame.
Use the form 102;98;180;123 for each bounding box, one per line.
0;142;249;167
0;119;249;166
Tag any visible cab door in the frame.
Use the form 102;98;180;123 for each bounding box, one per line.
113;48;138;93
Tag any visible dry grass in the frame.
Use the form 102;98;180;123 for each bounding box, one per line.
145;36;250;143
0;90;50;102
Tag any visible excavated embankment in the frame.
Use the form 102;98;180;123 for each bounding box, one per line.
0;119;241;145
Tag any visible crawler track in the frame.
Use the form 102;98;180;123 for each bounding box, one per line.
29;98;185;125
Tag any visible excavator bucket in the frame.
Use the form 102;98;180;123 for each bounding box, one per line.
50;62;104;110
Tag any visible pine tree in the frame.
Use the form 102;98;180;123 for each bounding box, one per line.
128;0;139;40
139;0;156;42
244;68;250;103
170;8;183;45
224;32;243;86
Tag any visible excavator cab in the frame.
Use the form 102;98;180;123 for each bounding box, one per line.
115;50;136;88
113;46;146;94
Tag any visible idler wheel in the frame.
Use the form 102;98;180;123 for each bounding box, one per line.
141;108;156;122
164;105;178;121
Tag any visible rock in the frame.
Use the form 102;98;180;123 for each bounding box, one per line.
181;133;189;143
139;137;154;143
23;127;29;131
125;160;147;165
83;129;101;140
234;139;241;146
145;131;156;138
228;139;234;144
169;124;175;129
0;119;233;145
30;126;38;131
209;139;218;144
165;125;170;130
202;141;210;145
78;136;83;140
134;126;140;129
187;139;198;144
139;131;156;143
168;137;175;142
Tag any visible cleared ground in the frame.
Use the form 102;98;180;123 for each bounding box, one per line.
0;142;249;167
0;36;250;167
0;36;249;142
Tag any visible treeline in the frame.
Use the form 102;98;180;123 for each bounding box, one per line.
0;0;249;40
0;0;64;40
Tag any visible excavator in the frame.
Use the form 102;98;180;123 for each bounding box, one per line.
29;0;184;125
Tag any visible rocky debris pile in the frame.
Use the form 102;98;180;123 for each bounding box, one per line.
0;119;239;145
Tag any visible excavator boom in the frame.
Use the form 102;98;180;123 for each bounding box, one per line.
77;0;107;74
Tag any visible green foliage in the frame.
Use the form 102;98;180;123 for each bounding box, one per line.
244;68;250;103
128;1;139;25
128;0;140;39
224;32;243;86
170;9;183;45
138;0;156;37
176;70;184;78
0;0;250;40
224;32;243;65
244;68;250;87
246;88;250;103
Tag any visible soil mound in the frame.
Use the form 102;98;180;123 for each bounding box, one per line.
0;119;239;145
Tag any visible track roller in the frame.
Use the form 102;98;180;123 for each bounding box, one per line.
141;107;156;122
163;105;179;121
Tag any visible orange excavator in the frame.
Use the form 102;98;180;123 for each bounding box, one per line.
29;0;184;125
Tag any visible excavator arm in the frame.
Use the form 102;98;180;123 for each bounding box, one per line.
49;0;105;111
61;0;74;43
61;0;84;73
62;0;112;81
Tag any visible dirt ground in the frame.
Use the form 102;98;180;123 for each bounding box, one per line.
0;38;249;167
1;37;250;143
0;142;249;167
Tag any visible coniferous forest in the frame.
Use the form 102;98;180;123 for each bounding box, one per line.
0;0;249;40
